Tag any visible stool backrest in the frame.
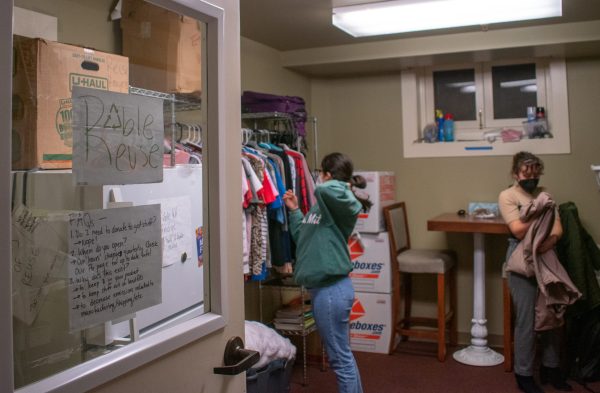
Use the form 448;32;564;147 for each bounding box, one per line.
383;202;411;257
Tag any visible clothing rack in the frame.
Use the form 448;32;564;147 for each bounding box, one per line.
174;122;203;146
241;110;322;386
241;128;287;145
241;112;318;168
129;86;202;167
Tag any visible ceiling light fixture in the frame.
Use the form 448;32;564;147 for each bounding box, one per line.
332;0;562;37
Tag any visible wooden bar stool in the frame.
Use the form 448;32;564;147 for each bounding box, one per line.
384;202;457;361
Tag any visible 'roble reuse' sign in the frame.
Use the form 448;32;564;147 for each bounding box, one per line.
72;86;164;186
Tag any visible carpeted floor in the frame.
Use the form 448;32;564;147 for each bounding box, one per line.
290;344;600;393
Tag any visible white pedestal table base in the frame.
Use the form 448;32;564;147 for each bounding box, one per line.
453;232;504;367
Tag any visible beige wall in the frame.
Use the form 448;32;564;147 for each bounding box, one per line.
15;0;120;53
241;37;311;100
310;58;600;337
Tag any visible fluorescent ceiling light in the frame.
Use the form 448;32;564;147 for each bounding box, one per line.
332;0;562;37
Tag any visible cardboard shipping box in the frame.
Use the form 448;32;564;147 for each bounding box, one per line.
349;232;392;294
350;292;393;354
12;36;129;169
121;0;202;95
354;171;396;233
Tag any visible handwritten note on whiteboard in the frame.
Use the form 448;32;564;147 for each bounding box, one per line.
12;206;71;326
67;205;162;331
71;86;164;186
149;196;193;267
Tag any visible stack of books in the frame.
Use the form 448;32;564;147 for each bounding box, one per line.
273;304;315;331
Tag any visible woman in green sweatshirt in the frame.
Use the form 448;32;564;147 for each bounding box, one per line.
283;152;371;393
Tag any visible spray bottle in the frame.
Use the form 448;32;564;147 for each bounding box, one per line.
435;109;444;142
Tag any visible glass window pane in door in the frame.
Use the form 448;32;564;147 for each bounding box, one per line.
11;0;207;388
492;63;537;119
433;68;476;121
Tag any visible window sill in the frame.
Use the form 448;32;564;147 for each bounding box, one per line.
403;136;570;158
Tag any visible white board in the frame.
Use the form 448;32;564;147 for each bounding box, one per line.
149;196;193;267
105;166;204;336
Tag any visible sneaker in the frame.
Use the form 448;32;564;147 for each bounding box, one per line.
539;365;573;391
515;374;545;393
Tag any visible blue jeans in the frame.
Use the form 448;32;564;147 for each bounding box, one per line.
309;277;363;393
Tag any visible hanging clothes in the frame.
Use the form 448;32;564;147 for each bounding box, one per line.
240;130;316;281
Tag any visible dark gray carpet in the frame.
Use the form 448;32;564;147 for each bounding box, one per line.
290;344;600;393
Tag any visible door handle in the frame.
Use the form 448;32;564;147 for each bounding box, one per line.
213;336;260;375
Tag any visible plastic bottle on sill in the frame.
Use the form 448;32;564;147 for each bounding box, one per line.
443;113;454;142
536;106;545;119
436;109;445;142
527;106;536;122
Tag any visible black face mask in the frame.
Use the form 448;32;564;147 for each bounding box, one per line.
519;178;539;194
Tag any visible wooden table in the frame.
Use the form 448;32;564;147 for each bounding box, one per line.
428;213;510;366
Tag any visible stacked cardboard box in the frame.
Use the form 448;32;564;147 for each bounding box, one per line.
121;0;202;95
349;171;396;354
12;36;129;169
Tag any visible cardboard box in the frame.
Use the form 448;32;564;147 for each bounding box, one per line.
349;232;392;293
12;37;129;169
354;171;395;233
350;292;392;354
121;0;202;95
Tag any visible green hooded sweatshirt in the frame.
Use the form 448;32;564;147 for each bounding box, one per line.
288;179;362;288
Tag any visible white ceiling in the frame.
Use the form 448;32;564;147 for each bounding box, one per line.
240;0;600;52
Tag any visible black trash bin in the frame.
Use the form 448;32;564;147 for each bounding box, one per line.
246;357;295;393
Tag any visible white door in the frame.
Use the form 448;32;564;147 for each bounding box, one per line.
1;1;247;392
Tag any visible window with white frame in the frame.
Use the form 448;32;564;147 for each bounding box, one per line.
402;58;570;158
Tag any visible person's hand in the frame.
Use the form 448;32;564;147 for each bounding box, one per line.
538;234;558;253
282;190;299;211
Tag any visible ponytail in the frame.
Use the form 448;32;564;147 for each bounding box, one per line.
320;152;373;213
350;175;373;213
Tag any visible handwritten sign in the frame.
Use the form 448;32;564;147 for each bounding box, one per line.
149;197;193;267
12;205;71;325
72;86;164;186
67;205;162;331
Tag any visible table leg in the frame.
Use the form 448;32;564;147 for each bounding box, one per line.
453;232;504;366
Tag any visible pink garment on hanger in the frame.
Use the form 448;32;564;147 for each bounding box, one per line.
163;149;191;166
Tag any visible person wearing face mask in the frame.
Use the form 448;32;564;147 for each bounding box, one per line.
282;152;371;393
498;151;572;393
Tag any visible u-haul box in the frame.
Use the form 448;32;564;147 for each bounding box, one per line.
12;36;129;169
350;292;392;354
349;232;392;293
354;171;395;233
